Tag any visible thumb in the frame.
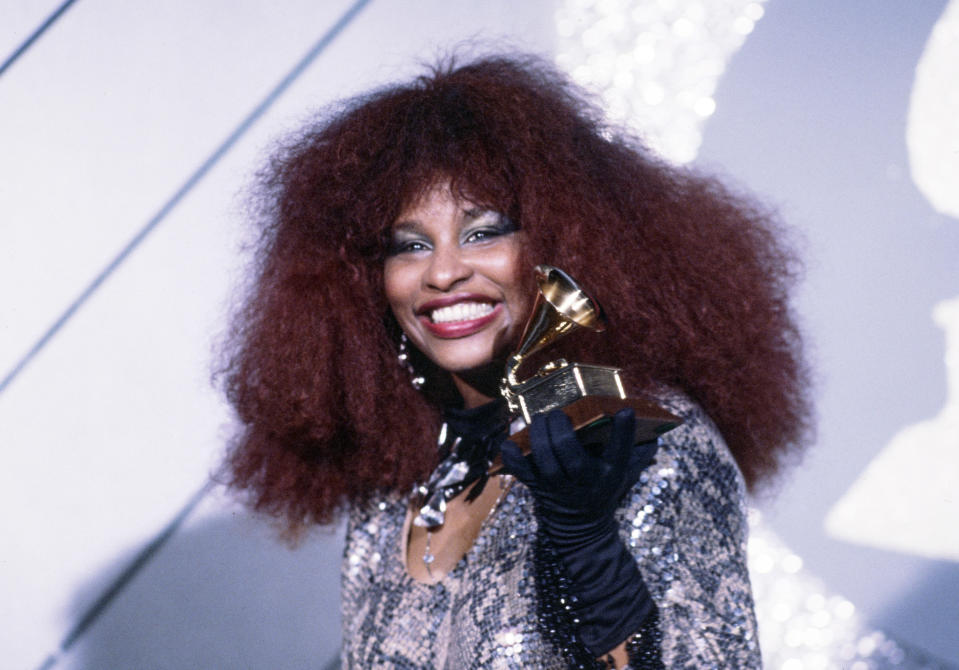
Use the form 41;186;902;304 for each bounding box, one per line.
499;440;536;485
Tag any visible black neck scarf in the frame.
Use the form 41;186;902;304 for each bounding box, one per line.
412;399;510;528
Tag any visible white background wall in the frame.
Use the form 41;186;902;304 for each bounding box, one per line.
1;1;956;668
695;2;959;663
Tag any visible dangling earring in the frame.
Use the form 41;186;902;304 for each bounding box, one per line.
398;333;426;390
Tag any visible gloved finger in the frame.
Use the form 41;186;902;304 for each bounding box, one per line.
603;408;637;474
499;440;536;486
632;438;660;470
528;411;565;485
545;408;586;481
625;439;659;482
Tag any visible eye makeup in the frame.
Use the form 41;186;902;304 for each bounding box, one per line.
387;209;517;256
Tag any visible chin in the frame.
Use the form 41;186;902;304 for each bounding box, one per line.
430;342;508;375
437;354;501;375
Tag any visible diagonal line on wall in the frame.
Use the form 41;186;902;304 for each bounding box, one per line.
0;0;79;79
30;2;378;661
34;480;215;670
0;0;374;397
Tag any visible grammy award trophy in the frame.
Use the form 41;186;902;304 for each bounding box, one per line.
489;265;681;471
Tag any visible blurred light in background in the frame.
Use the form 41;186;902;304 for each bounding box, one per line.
555;0;768;163
907;0;959;221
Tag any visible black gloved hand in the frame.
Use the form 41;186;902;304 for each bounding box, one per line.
500;408;658;656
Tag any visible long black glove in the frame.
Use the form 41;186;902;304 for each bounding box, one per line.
500;408;658;656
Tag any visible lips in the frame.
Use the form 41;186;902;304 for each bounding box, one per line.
416;296;502;338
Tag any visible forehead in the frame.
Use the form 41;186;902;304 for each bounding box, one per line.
394;182;477;224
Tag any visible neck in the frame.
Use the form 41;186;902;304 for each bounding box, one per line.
453;381;495;409
450;361;504;408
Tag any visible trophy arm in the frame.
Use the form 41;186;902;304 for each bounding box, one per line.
504;353;524;389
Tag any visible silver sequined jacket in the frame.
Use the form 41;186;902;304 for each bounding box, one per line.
340;392;762;669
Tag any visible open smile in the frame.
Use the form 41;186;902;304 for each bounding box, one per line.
417;298;502;338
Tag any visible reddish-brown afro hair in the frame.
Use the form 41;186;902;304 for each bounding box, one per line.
219;54;812;532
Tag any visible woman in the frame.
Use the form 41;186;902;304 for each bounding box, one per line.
221;55;810;668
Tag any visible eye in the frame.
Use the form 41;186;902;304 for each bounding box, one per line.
386;223;433;256
387;236;431;256
463;227;502;243
462;211;517;244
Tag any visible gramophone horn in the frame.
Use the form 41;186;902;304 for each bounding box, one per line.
504;265;606;389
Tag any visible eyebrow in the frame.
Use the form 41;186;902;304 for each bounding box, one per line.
463;206;496;220
390;220;424;234
392;207;492;230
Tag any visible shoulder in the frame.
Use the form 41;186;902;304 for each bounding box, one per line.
618;390;760;666
342;494;407;585
618;389;749;547
634;389;750;552
651;388;747;508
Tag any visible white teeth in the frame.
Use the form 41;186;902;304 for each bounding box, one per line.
430;302;494;323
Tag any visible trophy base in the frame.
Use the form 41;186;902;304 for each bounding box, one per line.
488;395;681;475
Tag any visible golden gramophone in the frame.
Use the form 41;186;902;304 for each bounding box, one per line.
490;265;680;468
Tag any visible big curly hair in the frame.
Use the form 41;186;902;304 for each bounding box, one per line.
220;55;811;531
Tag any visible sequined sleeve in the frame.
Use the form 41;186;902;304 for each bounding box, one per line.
619;392;761;668
340;504;371;664
340;495;403;665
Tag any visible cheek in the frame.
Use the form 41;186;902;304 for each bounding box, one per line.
507;287;532;329
499;247;531;319
383;260;413;315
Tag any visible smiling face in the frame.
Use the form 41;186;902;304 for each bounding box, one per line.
384;183;530;401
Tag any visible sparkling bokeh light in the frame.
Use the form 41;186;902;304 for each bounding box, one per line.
556;0;768;163
749;511;947;669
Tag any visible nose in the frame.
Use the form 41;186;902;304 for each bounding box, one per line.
424;243;473;291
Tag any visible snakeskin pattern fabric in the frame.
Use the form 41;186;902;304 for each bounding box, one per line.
340;392;761;669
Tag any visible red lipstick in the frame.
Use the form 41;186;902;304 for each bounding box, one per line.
417;297;502;339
